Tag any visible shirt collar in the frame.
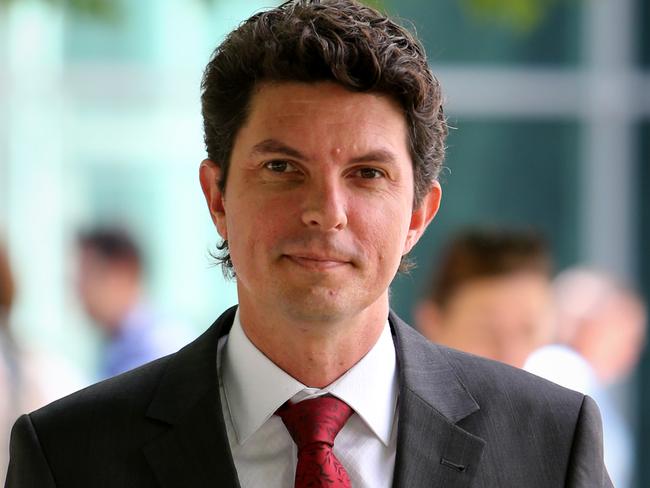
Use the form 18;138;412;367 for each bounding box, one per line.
221;308;398;446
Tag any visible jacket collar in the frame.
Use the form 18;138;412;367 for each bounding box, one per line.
143;306;239;488
390;311;485;488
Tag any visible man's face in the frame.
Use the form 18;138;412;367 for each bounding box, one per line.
76;248;138;331
77;248;113;323
581;294;647;383
418;272;553;367
201;81;439;324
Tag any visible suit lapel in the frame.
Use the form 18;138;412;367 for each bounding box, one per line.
142;306;240;488
390;312;486;488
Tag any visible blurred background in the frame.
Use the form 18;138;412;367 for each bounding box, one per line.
0;0;647;485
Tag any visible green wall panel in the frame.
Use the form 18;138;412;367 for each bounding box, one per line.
390;119;580;323
391;0;582;65
640;0;650;67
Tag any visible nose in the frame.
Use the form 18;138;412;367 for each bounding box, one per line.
300;178;348;231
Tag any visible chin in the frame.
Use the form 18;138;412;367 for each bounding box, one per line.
290;303;349;323
279;283;384;324
277;289;350;323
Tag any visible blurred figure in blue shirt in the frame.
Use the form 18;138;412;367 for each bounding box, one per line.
76;228;191;379
525;268;647;488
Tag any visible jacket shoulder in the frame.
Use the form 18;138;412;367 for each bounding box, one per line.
31;354;172;425
7;354;177;487
439;344;584;412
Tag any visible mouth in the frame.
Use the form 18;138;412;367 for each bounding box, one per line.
283;254;351;270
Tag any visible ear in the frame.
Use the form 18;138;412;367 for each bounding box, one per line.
403;180;441;255
414;300;443;342
199;159;228;240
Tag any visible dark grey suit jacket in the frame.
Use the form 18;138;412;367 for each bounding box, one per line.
6;306;612;487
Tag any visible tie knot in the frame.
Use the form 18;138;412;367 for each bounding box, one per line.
276;395;353;449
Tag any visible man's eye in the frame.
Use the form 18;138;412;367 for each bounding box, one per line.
264;160;298;173
356;167;384;179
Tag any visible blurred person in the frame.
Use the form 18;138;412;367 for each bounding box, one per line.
0;243;85;486
525;268;648;488
415;228;554;368
77;228;192;379
6;2;611;486
0;243;16;486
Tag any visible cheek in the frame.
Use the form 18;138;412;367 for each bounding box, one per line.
352;202;409;267
226;198;295;256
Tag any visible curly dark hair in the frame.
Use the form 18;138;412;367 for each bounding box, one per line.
201;0;447;275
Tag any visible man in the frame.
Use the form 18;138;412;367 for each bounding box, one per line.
77;228;191;379
415;228;554;368
6;1;611;487
526;268;647;488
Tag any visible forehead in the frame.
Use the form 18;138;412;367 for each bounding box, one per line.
237;81;409;157
455;273;551;304
249;80;403;113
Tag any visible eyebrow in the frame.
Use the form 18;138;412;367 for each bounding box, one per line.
349;149;398;166
250;138;398;165
250;139;307;160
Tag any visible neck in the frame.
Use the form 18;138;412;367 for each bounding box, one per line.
237;293;389;388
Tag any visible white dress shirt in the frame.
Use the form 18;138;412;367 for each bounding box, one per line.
218;309;399;487
525;345;632;488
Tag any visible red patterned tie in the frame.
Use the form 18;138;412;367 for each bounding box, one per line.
276;395;354;487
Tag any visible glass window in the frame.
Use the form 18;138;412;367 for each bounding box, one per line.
63;0;156;62
391;0;582;65
391;119;580;321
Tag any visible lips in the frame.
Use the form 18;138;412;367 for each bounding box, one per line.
283;252;351;270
